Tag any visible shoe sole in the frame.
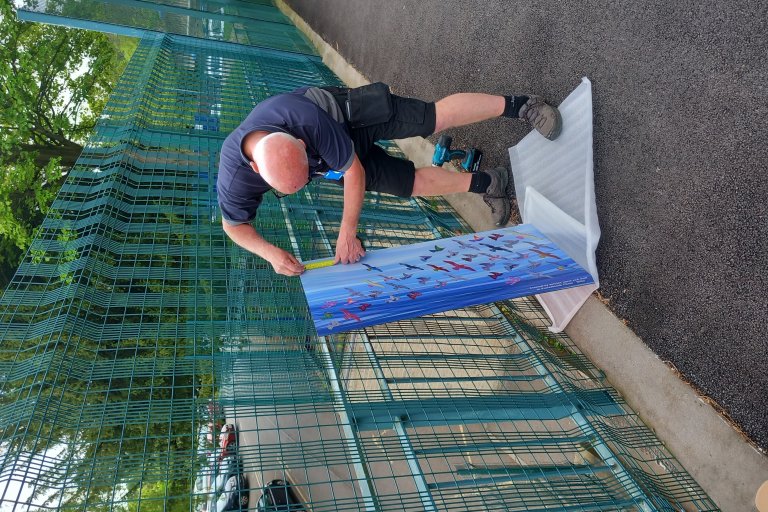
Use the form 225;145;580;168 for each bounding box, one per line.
546;106;563;140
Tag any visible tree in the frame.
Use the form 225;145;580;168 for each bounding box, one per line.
0;0;128;285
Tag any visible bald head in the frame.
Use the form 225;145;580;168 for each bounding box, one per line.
252;132;309;195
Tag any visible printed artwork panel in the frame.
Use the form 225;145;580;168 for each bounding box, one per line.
300;224;594;336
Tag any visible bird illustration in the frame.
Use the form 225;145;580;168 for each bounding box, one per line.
434;280;448;288
510;230;542;240
471;235;484;242
419;255;433;262
530;248;560;259
505;276;521;285
444;260;475;271
446;250;459;257
479;262;494;271
365;280;384;288
341;309;361;321
387;282;410;290
400;273;413;280
504;263;520;271
346;297;356;304
407;291;422;300
489;233;504;241
400;262;424;270
320;300;337;309
429;245;445;253
480;243;512;253
322;312;334;319
529;271;554;279
368;290;383;298
503;239;521;248
461;253;478;262
359;303;371;311
327;320;342;330
523;241;551;249
378;274;397;282
417;277;431;285
345;287;365;298
455;240;473;249
427;263;449;272
386;295;399;303
488;272;504;280
528;261;542;270
362;263;383;272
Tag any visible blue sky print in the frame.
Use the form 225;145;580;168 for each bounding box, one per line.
300;224;594;336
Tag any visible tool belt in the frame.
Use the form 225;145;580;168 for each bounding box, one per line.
323;82;393;128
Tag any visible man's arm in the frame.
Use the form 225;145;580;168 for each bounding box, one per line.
221;221;305;276
335;154;367;264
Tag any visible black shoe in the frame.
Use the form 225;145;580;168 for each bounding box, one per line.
482;167;512;226
519;96;563;140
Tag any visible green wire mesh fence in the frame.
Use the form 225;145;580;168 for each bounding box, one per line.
16;0;316;54
1;3;719;511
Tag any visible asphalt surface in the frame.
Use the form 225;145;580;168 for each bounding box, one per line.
284;0;768;451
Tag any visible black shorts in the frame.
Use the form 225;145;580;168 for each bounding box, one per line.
325;86;436;197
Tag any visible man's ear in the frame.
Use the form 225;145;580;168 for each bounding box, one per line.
249;161;259;173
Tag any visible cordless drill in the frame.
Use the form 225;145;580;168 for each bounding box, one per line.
431;134;483;173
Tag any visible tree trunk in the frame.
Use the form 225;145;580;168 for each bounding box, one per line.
21;143;84;169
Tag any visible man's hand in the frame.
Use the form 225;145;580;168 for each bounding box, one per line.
222;221;304;276
267;246;305;276
335;229;366;264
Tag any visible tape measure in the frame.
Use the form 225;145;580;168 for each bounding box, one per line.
303;239;365;270
303;258;336;271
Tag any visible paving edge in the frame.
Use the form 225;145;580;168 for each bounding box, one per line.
277;2;768;510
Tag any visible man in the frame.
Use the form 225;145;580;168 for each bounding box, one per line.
217;83;561;276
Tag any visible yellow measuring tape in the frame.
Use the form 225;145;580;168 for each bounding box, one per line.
304;238;364;271
303;258;336;271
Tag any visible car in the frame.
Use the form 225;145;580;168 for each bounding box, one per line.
215;473;248;512
213;453;242;494
256;479;306;512
194;425;246;512
219;423;237;458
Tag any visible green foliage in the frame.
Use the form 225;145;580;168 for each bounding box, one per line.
127;480;192;512
0;153;59;254
0;0;134;284
107;33;140;63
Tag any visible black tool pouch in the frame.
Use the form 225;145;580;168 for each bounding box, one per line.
345;82;393;128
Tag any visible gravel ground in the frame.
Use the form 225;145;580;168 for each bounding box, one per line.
285;0;768;451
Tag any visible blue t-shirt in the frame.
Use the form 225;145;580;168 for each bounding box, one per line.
217;88;354;225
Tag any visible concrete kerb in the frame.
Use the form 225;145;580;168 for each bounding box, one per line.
276;2;768;510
